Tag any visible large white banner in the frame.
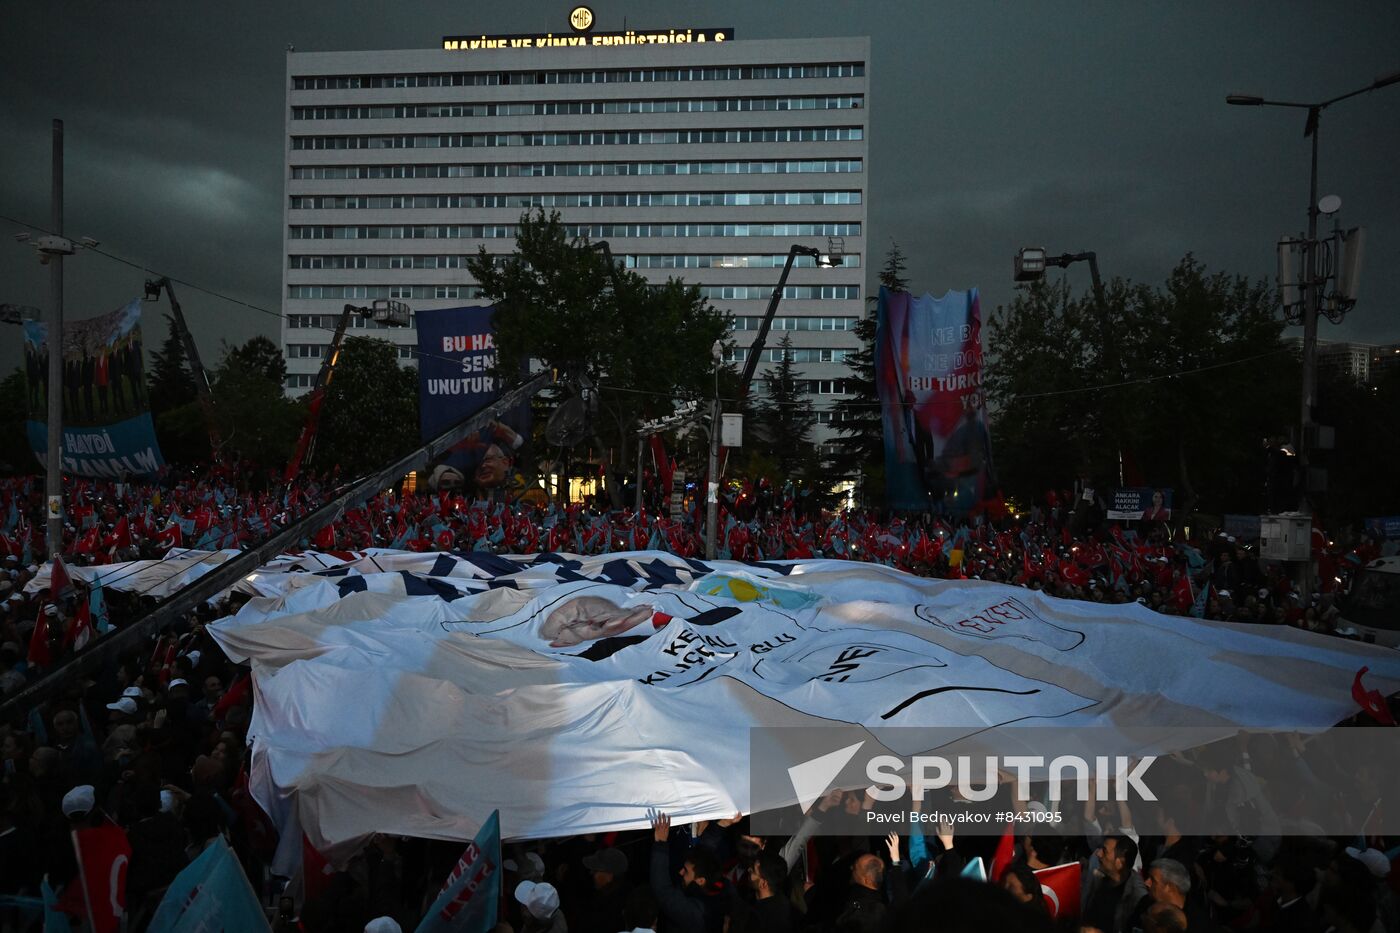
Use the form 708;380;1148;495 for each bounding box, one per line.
207;549;1400;860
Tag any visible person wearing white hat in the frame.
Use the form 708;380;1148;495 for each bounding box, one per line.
364;919;403;933
105;696;140;721
515;880;566;933
61;784;96;820
1344;846;1391;879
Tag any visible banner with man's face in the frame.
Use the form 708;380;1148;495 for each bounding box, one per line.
416;306;530;493
874;287;994;514
205;548;1400;858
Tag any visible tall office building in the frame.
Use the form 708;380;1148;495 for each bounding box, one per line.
280;19;869;449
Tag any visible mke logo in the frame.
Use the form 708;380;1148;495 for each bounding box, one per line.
569;6;594;31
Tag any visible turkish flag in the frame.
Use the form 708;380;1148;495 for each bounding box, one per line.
303;833;337;904
27;605;52;667
1353;667;1398;726
1033;861;1081;920
989;823;1016;882
68;822;132;933
65;599;94;651
50;554;73;597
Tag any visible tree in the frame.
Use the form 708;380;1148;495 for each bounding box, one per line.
467;210;731;507
1314;364;1400;525
147;313;196;414
749;334;818;481
830;240;910;507
311;336;419;476
211;337;301;468
0;367;38;474
220;334;285;385
987;255;1293;515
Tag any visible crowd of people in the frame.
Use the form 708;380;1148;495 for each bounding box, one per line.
1;465;1397;931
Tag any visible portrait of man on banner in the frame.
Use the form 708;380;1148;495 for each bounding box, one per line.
874;286;996;513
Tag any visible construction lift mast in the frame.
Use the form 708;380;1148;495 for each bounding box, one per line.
284;299;411;482
144;277;222;457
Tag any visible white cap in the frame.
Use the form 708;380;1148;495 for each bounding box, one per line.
43;604;58;616
160;789;176;813
515;881;560;920
105;697;138;715
168;678;189;688
122;686;144;699
62;784;96;817
364;919;403;933
186;650;201;666
1345;846;1391;878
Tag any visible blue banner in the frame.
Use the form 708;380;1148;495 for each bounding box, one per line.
24;298;165;477
1364;516;1400;539
416;306;531;497
146;836;270;932
874;287;995;514
416;810;501;933
1106;487;1173;522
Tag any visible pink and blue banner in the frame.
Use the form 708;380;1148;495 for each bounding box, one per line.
874;286;994;513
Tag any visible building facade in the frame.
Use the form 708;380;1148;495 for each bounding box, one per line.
280;28;870;448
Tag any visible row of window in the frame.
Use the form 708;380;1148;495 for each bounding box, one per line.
290;127;864;150
731;316;860;331
283;314;863;332
288;284;856;302
285;313;421;330
289;191;862;210
287;344;421;360
287;253;862;270
291;63;864;90
290;159;862;179
292;96;863;121
699;285;859;301
289;222;861;240
723;347;850;363
288;285;486;300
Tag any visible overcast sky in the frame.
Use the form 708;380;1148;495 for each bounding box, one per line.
3;1;1398;374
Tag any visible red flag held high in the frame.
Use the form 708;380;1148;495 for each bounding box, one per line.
1033;861;1081;920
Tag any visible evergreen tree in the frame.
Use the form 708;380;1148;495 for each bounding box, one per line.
147;313;196;414
211;336;300;467
751;334;818;480
829;241;909;506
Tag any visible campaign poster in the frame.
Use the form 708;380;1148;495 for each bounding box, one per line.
1106;487;1173;522
416;305;533;500
24;298;165;478
874;286;994;513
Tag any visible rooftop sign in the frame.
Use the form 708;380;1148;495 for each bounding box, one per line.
444;11;734;52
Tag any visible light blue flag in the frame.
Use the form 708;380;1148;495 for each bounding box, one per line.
90;571;111;635
1190;580;1211;619
41;877;68;933
416;810;502;933
960;857;987;882
146;836;271;933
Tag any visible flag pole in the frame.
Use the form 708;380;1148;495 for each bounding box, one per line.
71;828;99;933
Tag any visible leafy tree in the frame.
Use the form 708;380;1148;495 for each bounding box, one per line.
749;334;818;481
1302;362;1400;525
220;334;286;385
211;337;301;468
987;255;1292;515
830;241;910;506
467;210;731;506
311;336;419;476
0;367;38;474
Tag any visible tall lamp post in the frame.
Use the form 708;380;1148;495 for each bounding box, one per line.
705;339;723;560
1226;68;1400;513
1014;247;1122;485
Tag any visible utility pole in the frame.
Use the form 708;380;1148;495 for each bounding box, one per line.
705;341;722;560
45;119;65;560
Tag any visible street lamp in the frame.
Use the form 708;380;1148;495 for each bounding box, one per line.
705;339;723;560
1226;67;1400;514
1013;247;1120;484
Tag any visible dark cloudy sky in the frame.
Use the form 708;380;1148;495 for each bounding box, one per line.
3;1;1398;373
